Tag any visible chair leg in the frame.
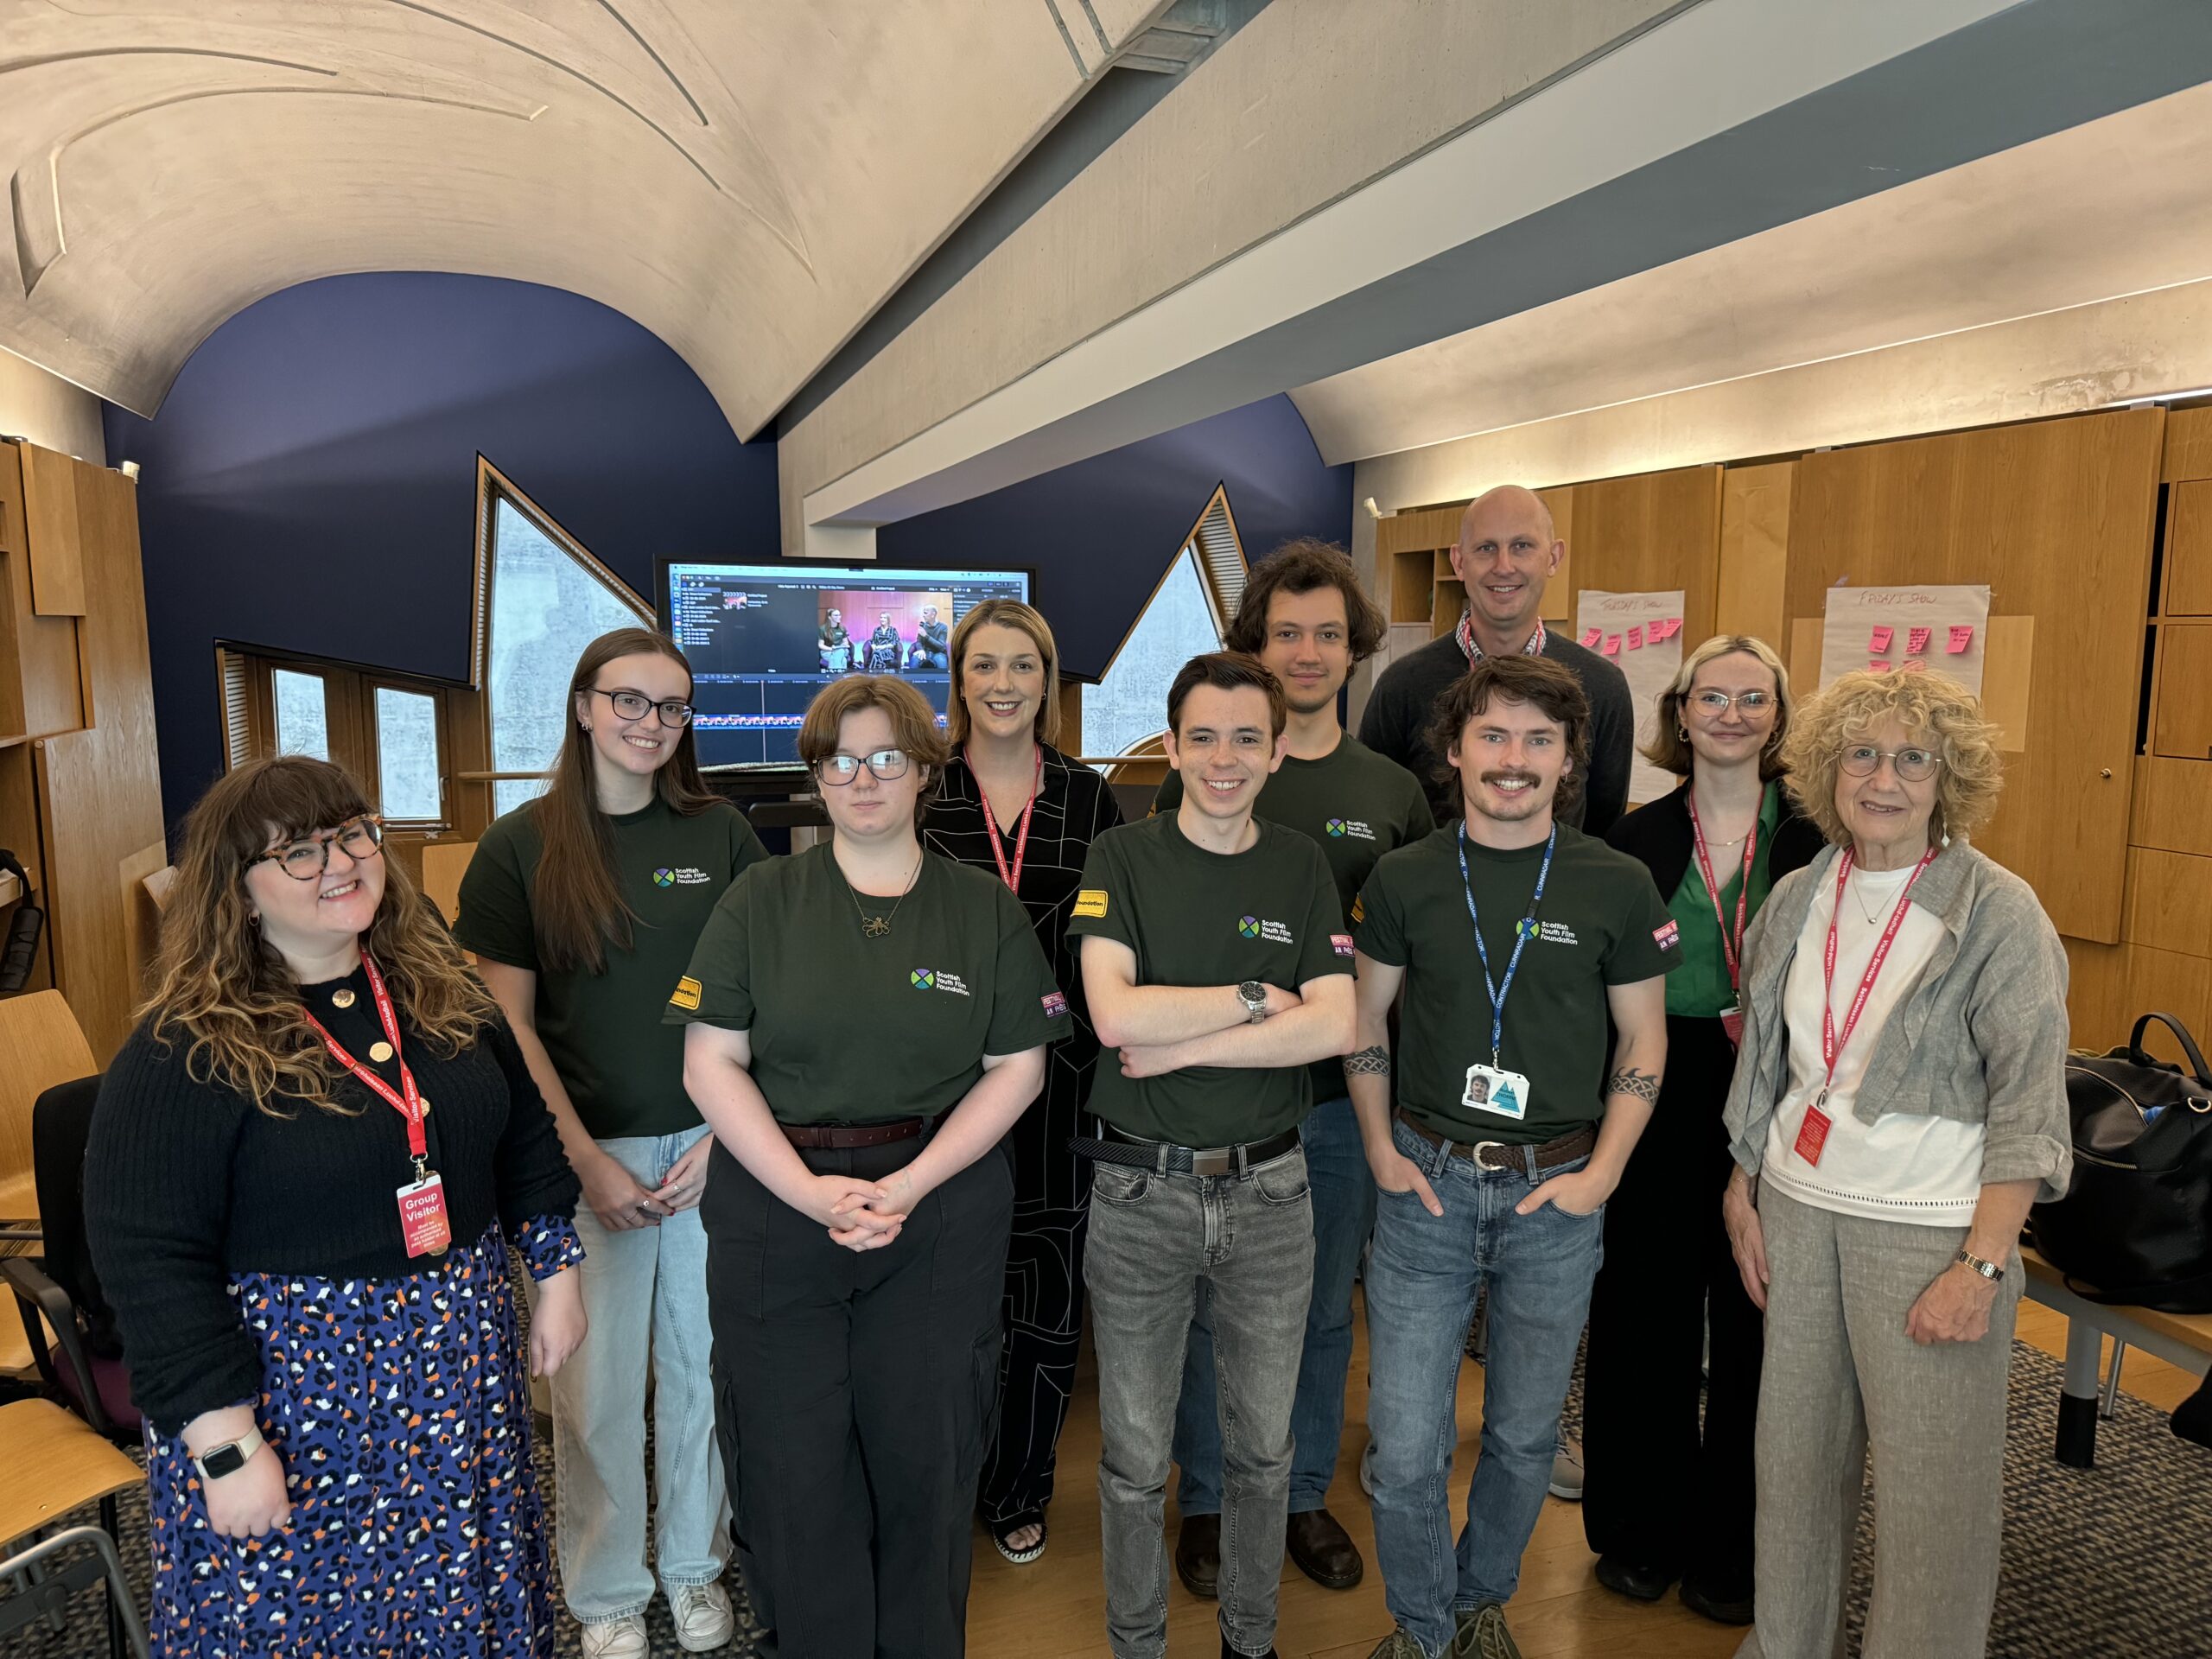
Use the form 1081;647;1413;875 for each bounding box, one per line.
2100;1339;2128;1421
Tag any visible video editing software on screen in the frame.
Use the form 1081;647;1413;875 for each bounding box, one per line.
664;562;1032;768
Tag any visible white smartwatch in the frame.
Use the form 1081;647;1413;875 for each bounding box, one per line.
192;1430;265;1481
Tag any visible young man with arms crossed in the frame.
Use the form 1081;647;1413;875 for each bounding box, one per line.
1156;541;1432;1597
1073;652;1357;1659
1349;656;1677;1659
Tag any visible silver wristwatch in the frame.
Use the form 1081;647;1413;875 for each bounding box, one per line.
1237;981;1269;1024
1955;1249;2004;1282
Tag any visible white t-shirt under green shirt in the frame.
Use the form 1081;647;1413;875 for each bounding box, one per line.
1761;860;1985;1226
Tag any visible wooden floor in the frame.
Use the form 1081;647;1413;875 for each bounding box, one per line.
963;1292;2199;1658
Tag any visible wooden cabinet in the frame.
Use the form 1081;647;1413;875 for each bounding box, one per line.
2166;479;2212;616
2152;623;2212;761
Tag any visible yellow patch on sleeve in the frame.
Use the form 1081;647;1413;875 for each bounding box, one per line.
1351;894;1365;925
1073;888;1109;919
669;975;702;1011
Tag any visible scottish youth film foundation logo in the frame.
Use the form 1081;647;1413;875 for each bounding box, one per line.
911;968;971;996
1237;915;1295;944
1324;817;1377;841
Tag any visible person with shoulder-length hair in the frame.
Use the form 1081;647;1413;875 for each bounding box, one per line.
86;755;586;1657
1719;669;2070;1657
456;627;768;1657
1582;635;1826;1626
925;598;1122;1565
673;674;1070;1658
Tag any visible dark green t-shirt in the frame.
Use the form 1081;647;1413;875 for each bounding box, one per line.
664;845;1068;1125
1154;734;1433;1103
454;796;769;1140
1354;822;1680;1146
1068;812;1353;1147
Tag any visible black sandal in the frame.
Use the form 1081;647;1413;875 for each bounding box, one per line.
991;1510;1047;1565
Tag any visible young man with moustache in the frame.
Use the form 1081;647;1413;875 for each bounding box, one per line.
1359;485;1633;836
1154;541;1432;1598
1348;656;1677;1659
1072;652;1357;1659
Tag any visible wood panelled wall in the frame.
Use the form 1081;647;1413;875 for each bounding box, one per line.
0;440;164;1062
1370;405;2212;1065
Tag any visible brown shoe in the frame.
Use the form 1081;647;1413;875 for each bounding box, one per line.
1176;1513;1221;1599
1286;1506;1364;1589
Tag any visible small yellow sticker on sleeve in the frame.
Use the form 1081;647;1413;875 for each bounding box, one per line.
1351;894;1365;925
670;975;702;1011
1073;889;1109;919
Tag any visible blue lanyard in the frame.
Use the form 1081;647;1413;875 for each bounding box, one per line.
1455;823;1556;1068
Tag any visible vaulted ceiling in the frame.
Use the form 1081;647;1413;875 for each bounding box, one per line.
0;0;1171;435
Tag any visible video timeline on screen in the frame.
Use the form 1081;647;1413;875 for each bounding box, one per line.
661;560;1031;769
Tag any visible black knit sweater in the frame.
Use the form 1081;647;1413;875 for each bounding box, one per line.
84;964;581;1433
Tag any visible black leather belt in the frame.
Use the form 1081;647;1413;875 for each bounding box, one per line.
782;1117;926;1149
1071;1124;1301;1177
1395;1109;1596;1178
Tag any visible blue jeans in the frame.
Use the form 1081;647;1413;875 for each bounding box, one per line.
1365;1120;1604;1656
552;1127;728;1624
1174;1097;1374;1516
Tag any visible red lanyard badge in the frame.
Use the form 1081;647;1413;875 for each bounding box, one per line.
1794;846;1937;1167
1687;792;1759;1044
303;953;449;1256
969;746;1042;896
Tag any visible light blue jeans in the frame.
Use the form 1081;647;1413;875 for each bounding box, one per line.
1364;1119;1604;1656
1175;1096;1375;1516
553;1126;728;1624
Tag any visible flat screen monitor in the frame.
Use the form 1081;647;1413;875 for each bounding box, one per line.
660;560;1034;769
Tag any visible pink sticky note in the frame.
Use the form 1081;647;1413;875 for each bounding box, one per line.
1947;624;1974;654
1662;617;1683;640
1603;633;1622;657
1580;626;1602;649
1869;626;1893;653
1625;624;1644;650
1907;626;1932;655
1900;658;1929;673
1870;658;1898;673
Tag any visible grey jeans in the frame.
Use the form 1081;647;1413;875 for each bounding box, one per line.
1739;1183;2022;1659
1084;1147;1315;1659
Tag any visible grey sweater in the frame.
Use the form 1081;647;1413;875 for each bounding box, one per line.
1721;838;2074;1204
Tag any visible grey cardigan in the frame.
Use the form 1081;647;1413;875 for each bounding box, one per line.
1721;838;2074;1204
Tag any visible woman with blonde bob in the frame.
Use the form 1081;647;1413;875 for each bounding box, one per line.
674;674;1071;1656
925;599;1122;1563
1585;635;1827;1625
86;754;585;1656
1719;670;2070;1657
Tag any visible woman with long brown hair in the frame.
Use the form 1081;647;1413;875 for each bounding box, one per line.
86;754;586;1656
456;626;767;1657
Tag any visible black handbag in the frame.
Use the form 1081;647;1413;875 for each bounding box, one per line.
2028;1012;2212;1313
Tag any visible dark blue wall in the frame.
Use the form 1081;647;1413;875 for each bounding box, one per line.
877;394;1353;679
104;271;779;830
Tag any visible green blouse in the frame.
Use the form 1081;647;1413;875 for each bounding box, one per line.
1664;779;1782;1019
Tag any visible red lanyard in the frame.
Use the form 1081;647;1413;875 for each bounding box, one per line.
302;953;429;1177
1818;847;1938;1104
969;746;1042;896
1455;612;1546;664
1686;791;1759;994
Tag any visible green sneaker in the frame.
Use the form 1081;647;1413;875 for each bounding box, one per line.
1365;1631;1431;1659
1452;1601;1522;1659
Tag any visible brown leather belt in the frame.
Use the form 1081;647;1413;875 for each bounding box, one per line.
781;1117;927;1150
1395;1109;1596;1178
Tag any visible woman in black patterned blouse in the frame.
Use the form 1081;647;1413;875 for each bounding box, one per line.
925;598;1124;1564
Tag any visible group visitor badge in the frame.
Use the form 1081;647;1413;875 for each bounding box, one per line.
1463;1062;1532;1122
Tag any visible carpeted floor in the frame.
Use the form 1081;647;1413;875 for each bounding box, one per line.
9;1339;2209;1656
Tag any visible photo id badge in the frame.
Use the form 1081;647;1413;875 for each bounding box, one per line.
1463;1063;1532;1122
397;1173;452;1258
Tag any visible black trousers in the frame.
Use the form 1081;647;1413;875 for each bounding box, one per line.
977;1050;1094;1526
1581;1014;1763;1596
705;1137;1013;1658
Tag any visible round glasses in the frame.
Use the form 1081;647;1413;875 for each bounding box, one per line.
588;687;695;728
251;817;385;880
1839;744;1941;784
1688;690;1774;716
815;749;910;786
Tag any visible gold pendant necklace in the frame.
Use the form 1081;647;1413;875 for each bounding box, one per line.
843;849;923;939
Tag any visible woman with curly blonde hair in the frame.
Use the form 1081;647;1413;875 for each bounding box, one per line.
86;753;585;1657
1717;670;2069;1657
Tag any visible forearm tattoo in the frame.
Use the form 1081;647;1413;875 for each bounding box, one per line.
1343;1045;1392;1077
1605;1066;1662;1103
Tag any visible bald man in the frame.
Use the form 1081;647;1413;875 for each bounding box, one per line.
1359;486;1632;835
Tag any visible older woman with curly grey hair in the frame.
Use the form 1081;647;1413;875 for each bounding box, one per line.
1719;669;2070;1658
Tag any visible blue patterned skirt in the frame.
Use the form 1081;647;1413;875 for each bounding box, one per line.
142;1217;583;1657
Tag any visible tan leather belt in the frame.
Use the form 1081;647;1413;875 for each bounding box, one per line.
781;1117;926;1150
1395;1109;1596;1178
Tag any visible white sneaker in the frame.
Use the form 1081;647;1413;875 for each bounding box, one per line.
671;1580;737;1652
1360;1438;1377;1498
1548;1437;1585;1502
580;1616;648;1659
